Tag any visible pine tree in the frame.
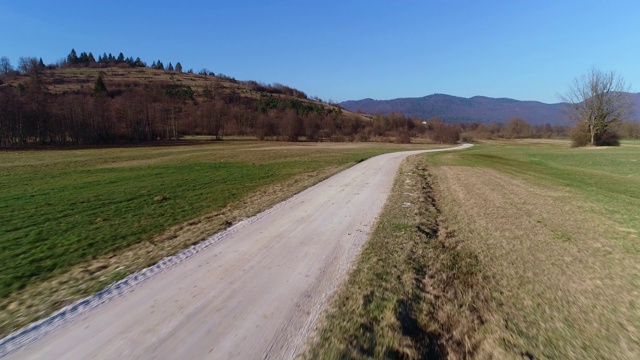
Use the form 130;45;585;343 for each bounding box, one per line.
134;57;144;67
117;52;125;63
93;75;108;95
167;62;174;71
67;49;78;65
175;62;183;73
79;52;89;64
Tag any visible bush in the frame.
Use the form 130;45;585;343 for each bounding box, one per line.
395;130;411;144
597;131;621;146
618;121;640;139
569;123;591;147
570;122;620;147
460;132;475;143
431;122;461;144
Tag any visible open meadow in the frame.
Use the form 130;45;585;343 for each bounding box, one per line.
307;139;640;359
0;140;445;337
428;139;640;358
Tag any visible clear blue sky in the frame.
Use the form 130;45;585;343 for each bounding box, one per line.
1;1;639;103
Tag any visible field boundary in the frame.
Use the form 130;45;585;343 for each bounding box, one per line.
304;152;492;359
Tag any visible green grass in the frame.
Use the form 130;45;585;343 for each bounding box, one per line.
429;140;640;244
0;141;432;299
2;162;287;295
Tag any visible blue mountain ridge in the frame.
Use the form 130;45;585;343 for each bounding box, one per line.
340;93;640;125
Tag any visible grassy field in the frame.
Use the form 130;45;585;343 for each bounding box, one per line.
427;139;640;250
0;140;444;337
427;140;640;359
307;139;640;359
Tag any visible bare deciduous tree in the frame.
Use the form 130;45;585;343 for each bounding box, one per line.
561;68;633;146
0;56;13;75
505;117;532;138
18;57;39;74
279;109;301;142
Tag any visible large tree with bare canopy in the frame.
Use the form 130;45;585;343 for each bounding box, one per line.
562;68;633;146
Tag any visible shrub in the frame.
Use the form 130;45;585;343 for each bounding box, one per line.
570;122;620;147
569;123;591;147
597;131;621;146
460;132;475;143
431;122;461;144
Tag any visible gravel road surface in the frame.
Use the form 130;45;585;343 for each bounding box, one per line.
3;144;471;359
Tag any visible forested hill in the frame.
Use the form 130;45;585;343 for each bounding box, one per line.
0;50;376;147
341;94;571;125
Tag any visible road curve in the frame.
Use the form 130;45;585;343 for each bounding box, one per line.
3;144;471;360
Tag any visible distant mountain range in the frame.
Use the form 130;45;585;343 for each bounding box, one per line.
340;93;640;125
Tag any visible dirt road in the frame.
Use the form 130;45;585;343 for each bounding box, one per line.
2;144;470;359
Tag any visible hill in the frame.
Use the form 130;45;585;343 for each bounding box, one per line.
341;94;572;125
0;66;315;104
0;50;465;148
0;57;371;147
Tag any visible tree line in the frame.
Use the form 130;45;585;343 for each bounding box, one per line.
0;50;470;147
0;74;462;147
14;51;640;148
0;49;195;78
458;118;570;141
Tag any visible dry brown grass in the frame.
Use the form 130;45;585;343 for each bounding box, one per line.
305;155;495;359
4;67;346;112
431;165;640;359
32;67;240;97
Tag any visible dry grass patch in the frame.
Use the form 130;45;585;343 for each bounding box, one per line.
429;163;640;359
305;155;494;359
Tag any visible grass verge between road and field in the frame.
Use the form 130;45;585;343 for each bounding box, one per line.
0;140;446;338
305;154;495;359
